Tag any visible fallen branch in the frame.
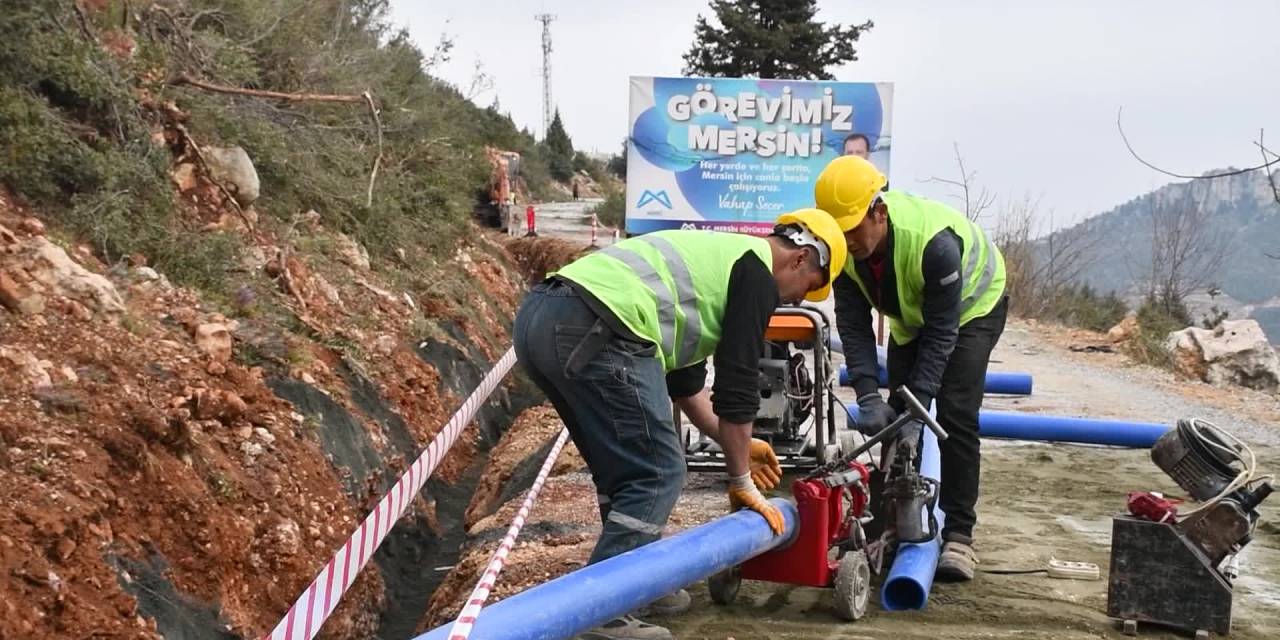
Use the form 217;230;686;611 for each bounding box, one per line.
71;1;95;41
362;91;382;208
172;74;385;206
171;73;364;104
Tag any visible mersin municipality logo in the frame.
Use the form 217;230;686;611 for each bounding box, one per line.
637;190;672;209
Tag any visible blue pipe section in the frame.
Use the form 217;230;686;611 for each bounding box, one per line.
978;410;1169;448
838;366;1033;395
830;336;1033;395
881;424;945;611
415;499;800;640
846;405;1170;448
828;334;884;363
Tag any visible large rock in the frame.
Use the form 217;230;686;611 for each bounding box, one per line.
202;146;260;206
1107;312;1139;343
193;323;234;363
1;235;123;315
1167;319;1280;392
0;346;53;389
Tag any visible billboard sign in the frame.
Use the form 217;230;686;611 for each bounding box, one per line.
626;76;893;235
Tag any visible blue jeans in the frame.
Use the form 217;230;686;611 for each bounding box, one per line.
513;280;685;564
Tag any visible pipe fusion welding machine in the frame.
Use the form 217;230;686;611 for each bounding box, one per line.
1108;418;1274;638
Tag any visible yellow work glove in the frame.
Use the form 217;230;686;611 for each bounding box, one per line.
728;473;785;535
748;438;783;491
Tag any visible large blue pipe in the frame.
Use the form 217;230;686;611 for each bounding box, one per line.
846;405;1170;448
978;410;1169;448
829;337;1033;395
838;365;1033;395
881;424;945;611
415;499;800;640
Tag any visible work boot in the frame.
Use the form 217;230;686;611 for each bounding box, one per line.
936;539;978;581
578;615;673;640
637;588;692;616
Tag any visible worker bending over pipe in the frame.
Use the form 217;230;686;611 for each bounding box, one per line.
512;211;846;639
815;156;1008;582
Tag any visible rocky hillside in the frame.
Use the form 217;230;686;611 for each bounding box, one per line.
0;180;578;638
1045;170;1280;340
0;2;622;636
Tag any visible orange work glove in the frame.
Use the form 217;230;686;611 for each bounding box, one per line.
728;473;785;535
748;438;783;491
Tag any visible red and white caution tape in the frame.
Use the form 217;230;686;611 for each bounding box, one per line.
446;428;570;640
265;347;518;640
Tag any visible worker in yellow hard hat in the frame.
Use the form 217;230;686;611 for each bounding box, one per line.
815;155;1008;582
512;210;844;640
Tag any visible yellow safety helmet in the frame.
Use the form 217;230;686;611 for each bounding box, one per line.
774;208;848;302
814;155;889;232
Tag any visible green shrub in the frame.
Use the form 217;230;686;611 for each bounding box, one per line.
590;188;626;229
1128;295;1191;367
1047;283;1129;333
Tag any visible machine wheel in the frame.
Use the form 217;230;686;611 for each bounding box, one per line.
708;566;741;605
833;551;871;621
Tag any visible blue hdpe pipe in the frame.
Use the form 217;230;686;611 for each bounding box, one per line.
838;365;1034;395
881;424;945;611
846;405;1170;448
978;410;1169;448
831;337;1033;395
415;499;800;640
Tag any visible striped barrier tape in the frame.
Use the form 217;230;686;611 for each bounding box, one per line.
446;428;571;640
265;347;519;640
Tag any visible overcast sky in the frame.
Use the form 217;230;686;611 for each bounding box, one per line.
389;1;1280;229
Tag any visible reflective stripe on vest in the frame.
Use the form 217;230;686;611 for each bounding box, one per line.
555;230;772;371
961;219;999;310
599;235;701;367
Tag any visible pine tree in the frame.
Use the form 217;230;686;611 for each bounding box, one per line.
683;0;873;80
543;110;575;182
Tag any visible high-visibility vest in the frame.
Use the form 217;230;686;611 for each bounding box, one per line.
555;230;772;371
844;191;1006;345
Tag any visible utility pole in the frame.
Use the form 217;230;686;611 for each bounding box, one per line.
535;13;555;138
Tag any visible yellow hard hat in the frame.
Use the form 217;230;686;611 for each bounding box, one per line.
814;155;888;232
774;208;848;302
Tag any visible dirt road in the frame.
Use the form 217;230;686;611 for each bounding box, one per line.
514;200;620;246
662;320;1280;639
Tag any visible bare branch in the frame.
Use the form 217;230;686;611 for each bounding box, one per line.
239;5;297;48
464;60;494;101
173;123;256;232
362;91;383;208
1117;107;1280;180
71;1;95;40
926;142;994;220
1256;129;1280;204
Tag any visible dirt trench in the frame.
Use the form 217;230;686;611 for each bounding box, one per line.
105;319;544;640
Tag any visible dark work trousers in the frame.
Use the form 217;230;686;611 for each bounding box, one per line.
512;279;685;564
886;296;1008;544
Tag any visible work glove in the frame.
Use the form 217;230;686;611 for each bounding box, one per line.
748;438;783;491
728;472;785;535
853;392;898;436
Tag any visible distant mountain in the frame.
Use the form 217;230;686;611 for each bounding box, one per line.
1044;170;1280;342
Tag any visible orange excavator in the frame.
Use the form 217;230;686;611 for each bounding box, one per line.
482;147;523;232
